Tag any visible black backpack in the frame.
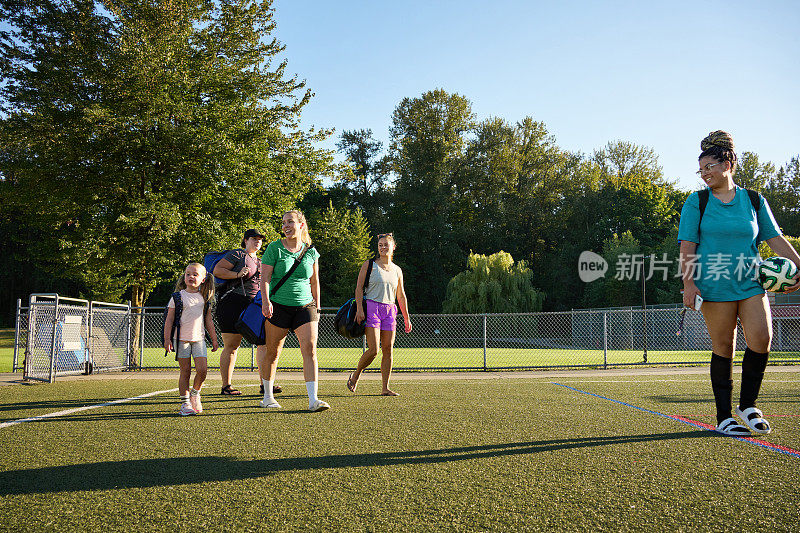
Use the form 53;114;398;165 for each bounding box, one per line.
697;188;761;223
162;292;210;359
162;292;183;357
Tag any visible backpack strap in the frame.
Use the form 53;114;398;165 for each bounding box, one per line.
363;259;374;294
164;292;183;357
746;188;761;213
219;249;258;301
697;187;761;225
697;188;710;220
270;244;315;297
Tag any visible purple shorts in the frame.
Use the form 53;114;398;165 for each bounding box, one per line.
364;299;397;331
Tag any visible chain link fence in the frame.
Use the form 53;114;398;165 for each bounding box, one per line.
89;301;130;372
20;295;91;381
14;296;800;379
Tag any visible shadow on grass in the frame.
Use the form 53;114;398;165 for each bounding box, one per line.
647;390;800;405
0;430;709;495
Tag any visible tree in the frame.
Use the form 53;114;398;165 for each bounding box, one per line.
452;117;579;266
388;89;474;312
765;156;800;237
0;0;332;312
582;231;643;308
311;202;372;307
334;128;392;230
442;251;544;313
538;142;680;310
336;129;388;196
735;151;775;192
592;141;663;186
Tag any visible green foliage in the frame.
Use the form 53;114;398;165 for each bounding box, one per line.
311;202;372;307
736;151;775;192
388;89;475;312
582;231;642;308
333;128;392;230
0;0;331;307
582;227;684;309
759;235;800;259
765;156;800;237
443;251;544;313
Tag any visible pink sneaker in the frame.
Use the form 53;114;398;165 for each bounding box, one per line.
179;403;196;416
190;393;203;414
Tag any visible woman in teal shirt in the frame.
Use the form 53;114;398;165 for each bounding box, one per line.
257;210;329;412
678;131;800;436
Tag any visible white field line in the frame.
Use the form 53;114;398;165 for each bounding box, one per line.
0;388;178;429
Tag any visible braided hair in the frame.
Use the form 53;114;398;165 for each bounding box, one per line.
699;130;737;173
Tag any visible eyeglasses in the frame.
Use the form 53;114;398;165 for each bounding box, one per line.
696;162;720;175
377;233;393;238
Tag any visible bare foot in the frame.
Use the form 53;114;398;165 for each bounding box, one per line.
381;390;399;396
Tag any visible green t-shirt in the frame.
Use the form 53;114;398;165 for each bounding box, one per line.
261;240;319;306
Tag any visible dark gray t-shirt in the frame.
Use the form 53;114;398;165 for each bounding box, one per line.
222;249;261;298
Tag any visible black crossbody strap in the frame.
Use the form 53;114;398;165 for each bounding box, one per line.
363;259;374;294
270;244;315;297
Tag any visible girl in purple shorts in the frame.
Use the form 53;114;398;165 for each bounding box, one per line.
347;233;412;396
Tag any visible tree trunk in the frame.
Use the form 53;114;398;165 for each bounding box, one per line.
129;285;148;369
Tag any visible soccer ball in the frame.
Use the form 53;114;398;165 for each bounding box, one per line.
757;257;799;293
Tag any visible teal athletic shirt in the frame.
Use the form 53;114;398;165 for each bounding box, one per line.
261;240;320;306
677;186;781;302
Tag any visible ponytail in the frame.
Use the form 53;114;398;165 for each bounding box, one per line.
198;269;215;304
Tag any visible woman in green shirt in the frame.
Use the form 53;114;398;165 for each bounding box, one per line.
257;210;329;412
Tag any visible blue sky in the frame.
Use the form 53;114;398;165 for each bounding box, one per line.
272;0;799;191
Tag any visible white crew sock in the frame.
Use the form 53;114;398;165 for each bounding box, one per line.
306;381;318;405
262;378;274;403
190;387;200;397
180;394;190;406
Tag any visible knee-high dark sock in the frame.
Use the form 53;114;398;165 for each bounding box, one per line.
710;353;733;424
739;347;769;409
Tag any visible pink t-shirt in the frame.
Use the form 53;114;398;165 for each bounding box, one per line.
167;290;206;342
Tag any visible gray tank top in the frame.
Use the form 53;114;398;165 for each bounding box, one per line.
364;262;401;304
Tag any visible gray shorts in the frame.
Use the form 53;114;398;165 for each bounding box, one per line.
175;339;208;359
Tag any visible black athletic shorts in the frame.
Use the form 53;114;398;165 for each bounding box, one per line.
215;292;251;334
267;301;319;331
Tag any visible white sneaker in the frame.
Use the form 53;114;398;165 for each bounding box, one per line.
190;393;203;414
259;399;282;409
309;399;330;412
179;403;196;416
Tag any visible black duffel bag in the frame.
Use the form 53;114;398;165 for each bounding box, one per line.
333;259;374;338
333;298;366;339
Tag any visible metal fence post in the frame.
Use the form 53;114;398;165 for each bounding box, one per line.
483;315;488;371
88;301;94;372
251;344;255;371
13;299;21;372
603;312;608;369
49;295;59;383
139;307;145;369
125;300;132;368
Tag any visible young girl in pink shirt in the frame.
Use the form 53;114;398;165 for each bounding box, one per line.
164;263;219;415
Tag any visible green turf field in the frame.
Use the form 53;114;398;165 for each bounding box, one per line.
1;372;799;530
